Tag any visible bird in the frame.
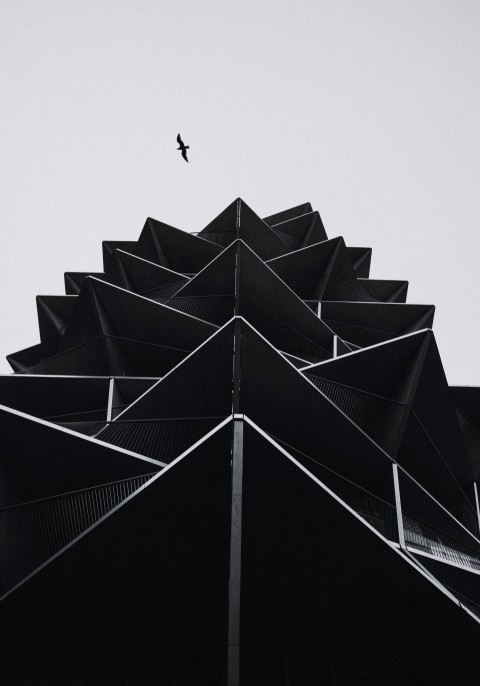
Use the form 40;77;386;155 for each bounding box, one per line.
177;133;189;162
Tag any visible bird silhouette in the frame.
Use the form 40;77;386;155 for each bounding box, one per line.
177;134;189;162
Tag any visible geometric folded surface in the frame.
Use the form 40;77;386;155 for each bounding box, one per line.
135;216;222;273
240;423;480;685
321;300;435;348
358;277;409;302
265;210;328;250
36;295;77;357
3;197;480;685
346;245;372;277
0;404;162;507
266;237;377;302
451;386;480;479
114;322;235;421
262;201;313;227
302;330;431;455
9;277;217;376
0;422;232;684
0;470;157;594
198;198;290;260
161;240;336;362
107;249;190;298
303;329;478;533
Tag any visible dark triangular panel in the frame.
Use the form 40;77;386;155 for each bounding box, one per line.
90;325;234;460
268;211;328;250
409;336;474;490
303;329;477;533
451;386;480;479
0;404;161;506
102;240;139;275
136;217;222;273
3;195;480;682
238;319;393;499
59;278;106;350
347;246;372;277
240;423;480;685
266;238;340;299
303;331;431;454
0;375;110;419
236;243;335;363
52;277;217;376
198;198;289;259
89;276;216;344
111;377;159;417
160;240;335;360
64;271;107;295
262;202;313;226
267;237;377;301
195;198;237;246
6;343;43;373
359;278;409;303
411;556;480;614
115;321;234;420
170;242;237;298
110;249;189;299
36;295;77;357
321;301;435;348
158;241;237;324
0;471;157;595
398;465;480;550
0;423;232;684
394;335;478;532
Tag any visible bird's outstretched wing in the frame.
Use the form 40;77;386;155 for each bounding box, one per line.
181;149;189;162
177;133;183;146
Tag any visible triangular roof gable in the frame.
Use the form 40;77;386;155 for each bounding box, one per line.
137;217;222;273
198;198;290;260
262;202;313;226
269;211;328;250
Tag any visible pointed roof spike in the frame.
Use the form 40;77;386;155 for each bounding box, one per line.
267;237;377;302
112;249;189;297
36;296;77;357
240;420;480;684
198;198;290;260
320;301;435;349
270;211;328;250
347;246;372;277
359;279;409;303
137;216;222;273
262;202;313;226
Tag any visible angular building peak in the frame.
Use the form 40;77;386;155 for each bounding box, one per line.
2;197;480;684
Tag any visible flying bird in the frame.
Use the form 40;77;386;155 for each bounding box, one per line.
177;134;189;162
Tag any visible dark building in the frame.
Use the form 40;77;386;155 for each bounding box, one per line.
1;198;480;684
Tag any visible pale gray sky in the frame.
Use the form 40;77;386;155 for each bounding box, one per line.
1;0;480;383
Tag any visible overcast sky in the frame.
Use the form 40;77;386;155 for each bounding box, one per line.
1;1;480;384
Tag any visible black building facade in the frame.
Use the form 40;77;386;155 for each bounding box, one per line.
1;199;480;684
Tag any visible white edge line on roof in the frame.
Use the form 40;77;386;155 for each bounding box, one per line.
299;328;432;372
0;403;165;467
266;236;339;263
0;416;232;602
243;416;477;622
267;210;315;228
87;276;219;329
171;240;240;297
233;241;337;340
112;318;236;420
113;249;190;281
0;375;161;380
236;317;394;460
407;547;480;577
